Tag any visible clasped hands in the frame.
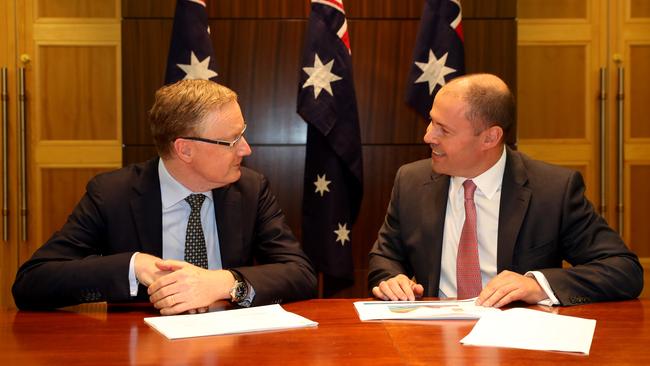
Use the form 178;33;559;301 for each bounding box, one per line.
372;270;548;307
134;253;235;315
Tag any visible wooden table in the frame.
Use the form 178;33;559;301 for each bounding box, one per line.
1;299;649;365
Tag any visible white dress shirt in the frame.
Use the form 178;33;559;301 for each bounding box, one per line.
127;159;222;295
438;147;559;305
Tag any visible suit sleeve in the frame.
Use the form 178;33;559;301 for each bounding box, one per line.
234;175;317;305
12;178;137;310
540;171;643;305
367;166;413;290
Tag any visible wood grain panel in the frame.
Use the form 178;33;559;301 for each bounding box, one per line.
464;19;518;145
630;45;650;139
465;20;517;90
40;168;112;243
125;18;487;147
209;0;309;18
122;19;170;146
461;0;517;18
631;0;650;18
350;19;424;144
40;46;117;140
121;0;176;18
122;0;513;20
518;45;586;139
38;0;116;18
212;20;307;144
241;146;306;237
629;165;650;256
122;145;157;166
518;0;587;19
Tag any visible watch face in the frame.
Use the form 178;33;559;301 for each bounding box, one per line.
232;281;247;302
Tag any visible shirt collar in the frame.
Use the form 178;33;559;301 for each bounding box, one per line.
158;159;213;209
450;146;507;200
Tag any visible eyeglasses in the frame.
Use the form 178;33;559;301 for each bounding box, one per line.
176;124;247;148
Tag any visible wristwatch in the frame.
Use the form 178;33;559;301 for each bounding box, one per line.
228;270;249;305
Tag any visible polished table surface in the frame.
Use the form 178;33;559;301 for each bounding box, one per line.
1;298;649;365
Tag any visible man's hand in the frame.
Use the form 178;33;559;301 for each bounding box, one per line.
147;260;236;315
134;253;172;287
372;274;424;301
476;270;548;307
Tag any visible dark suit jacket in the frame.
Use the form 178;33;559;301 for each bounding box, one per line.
368;148;643;305
13;158;317;309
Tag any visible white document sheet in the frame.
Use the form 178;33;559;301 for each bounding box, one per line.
460;307;596;355
144;304;317;340
353;298;501;321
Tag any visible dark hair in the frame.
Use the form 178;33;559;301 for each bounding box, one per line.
149;79;238;158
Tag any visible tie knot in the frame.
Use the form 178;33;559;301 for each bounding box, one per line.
462;180;477;200
185;194;206;210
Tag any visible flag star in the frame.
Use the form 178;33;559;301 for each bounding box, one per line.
414;50;456;95
177;51;218;80
302;54;342;98
334;223;350;246
313;174;332;197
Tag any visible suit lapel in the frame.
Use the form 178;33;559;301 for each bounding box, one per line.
130;158;163;257
213;184;243;268
497;149;531;272
424;172;449;296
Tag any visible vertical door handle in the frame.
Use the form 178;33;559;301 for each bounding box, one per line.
598;67;606;216
616;67;624;234
1;68;8;241
18;67;27;241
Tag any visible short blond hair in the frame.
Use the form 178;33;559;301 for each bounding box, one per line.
149;79;238;158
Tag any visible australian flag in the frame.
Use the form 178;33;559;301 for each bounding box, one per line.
298;0;363;294
165;0;218;84
406;0;465;117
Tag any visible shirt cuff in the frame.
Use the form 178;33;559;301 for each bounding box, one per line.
525;271;560;306
128;252;140;297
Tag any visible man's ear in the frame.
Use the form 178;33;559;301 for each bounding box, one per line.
482;125;503;148
173;138;193;163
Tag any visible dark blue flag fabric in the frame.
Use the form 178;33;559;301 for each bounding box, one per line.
165;0;218;84
406;0;465;117
297;0;363;291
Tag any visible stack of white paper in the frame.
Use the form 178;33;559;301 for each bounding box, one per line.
353;299;501;320
144;304;317;339
460;307;596;354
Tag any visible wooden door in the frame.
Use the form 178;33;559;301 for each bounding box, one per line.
0;0;20;307
0;0;123;308
518;0;650;297
615;0;650;297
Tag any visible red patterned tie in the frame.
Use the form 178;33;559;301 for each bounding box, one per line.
456;180;482;299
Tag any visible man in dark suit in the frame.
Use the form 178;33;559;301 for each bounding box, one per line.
13;80;317;314
369;73;643;307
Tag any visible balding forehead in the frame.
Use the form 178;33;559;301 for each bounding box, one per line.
444;73;507;92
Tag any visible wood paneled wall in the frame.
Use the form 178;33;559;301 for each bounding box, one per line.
122;0;516;297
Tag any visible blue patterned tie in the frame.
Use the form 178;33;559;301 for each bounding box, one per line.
184;194;208;269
